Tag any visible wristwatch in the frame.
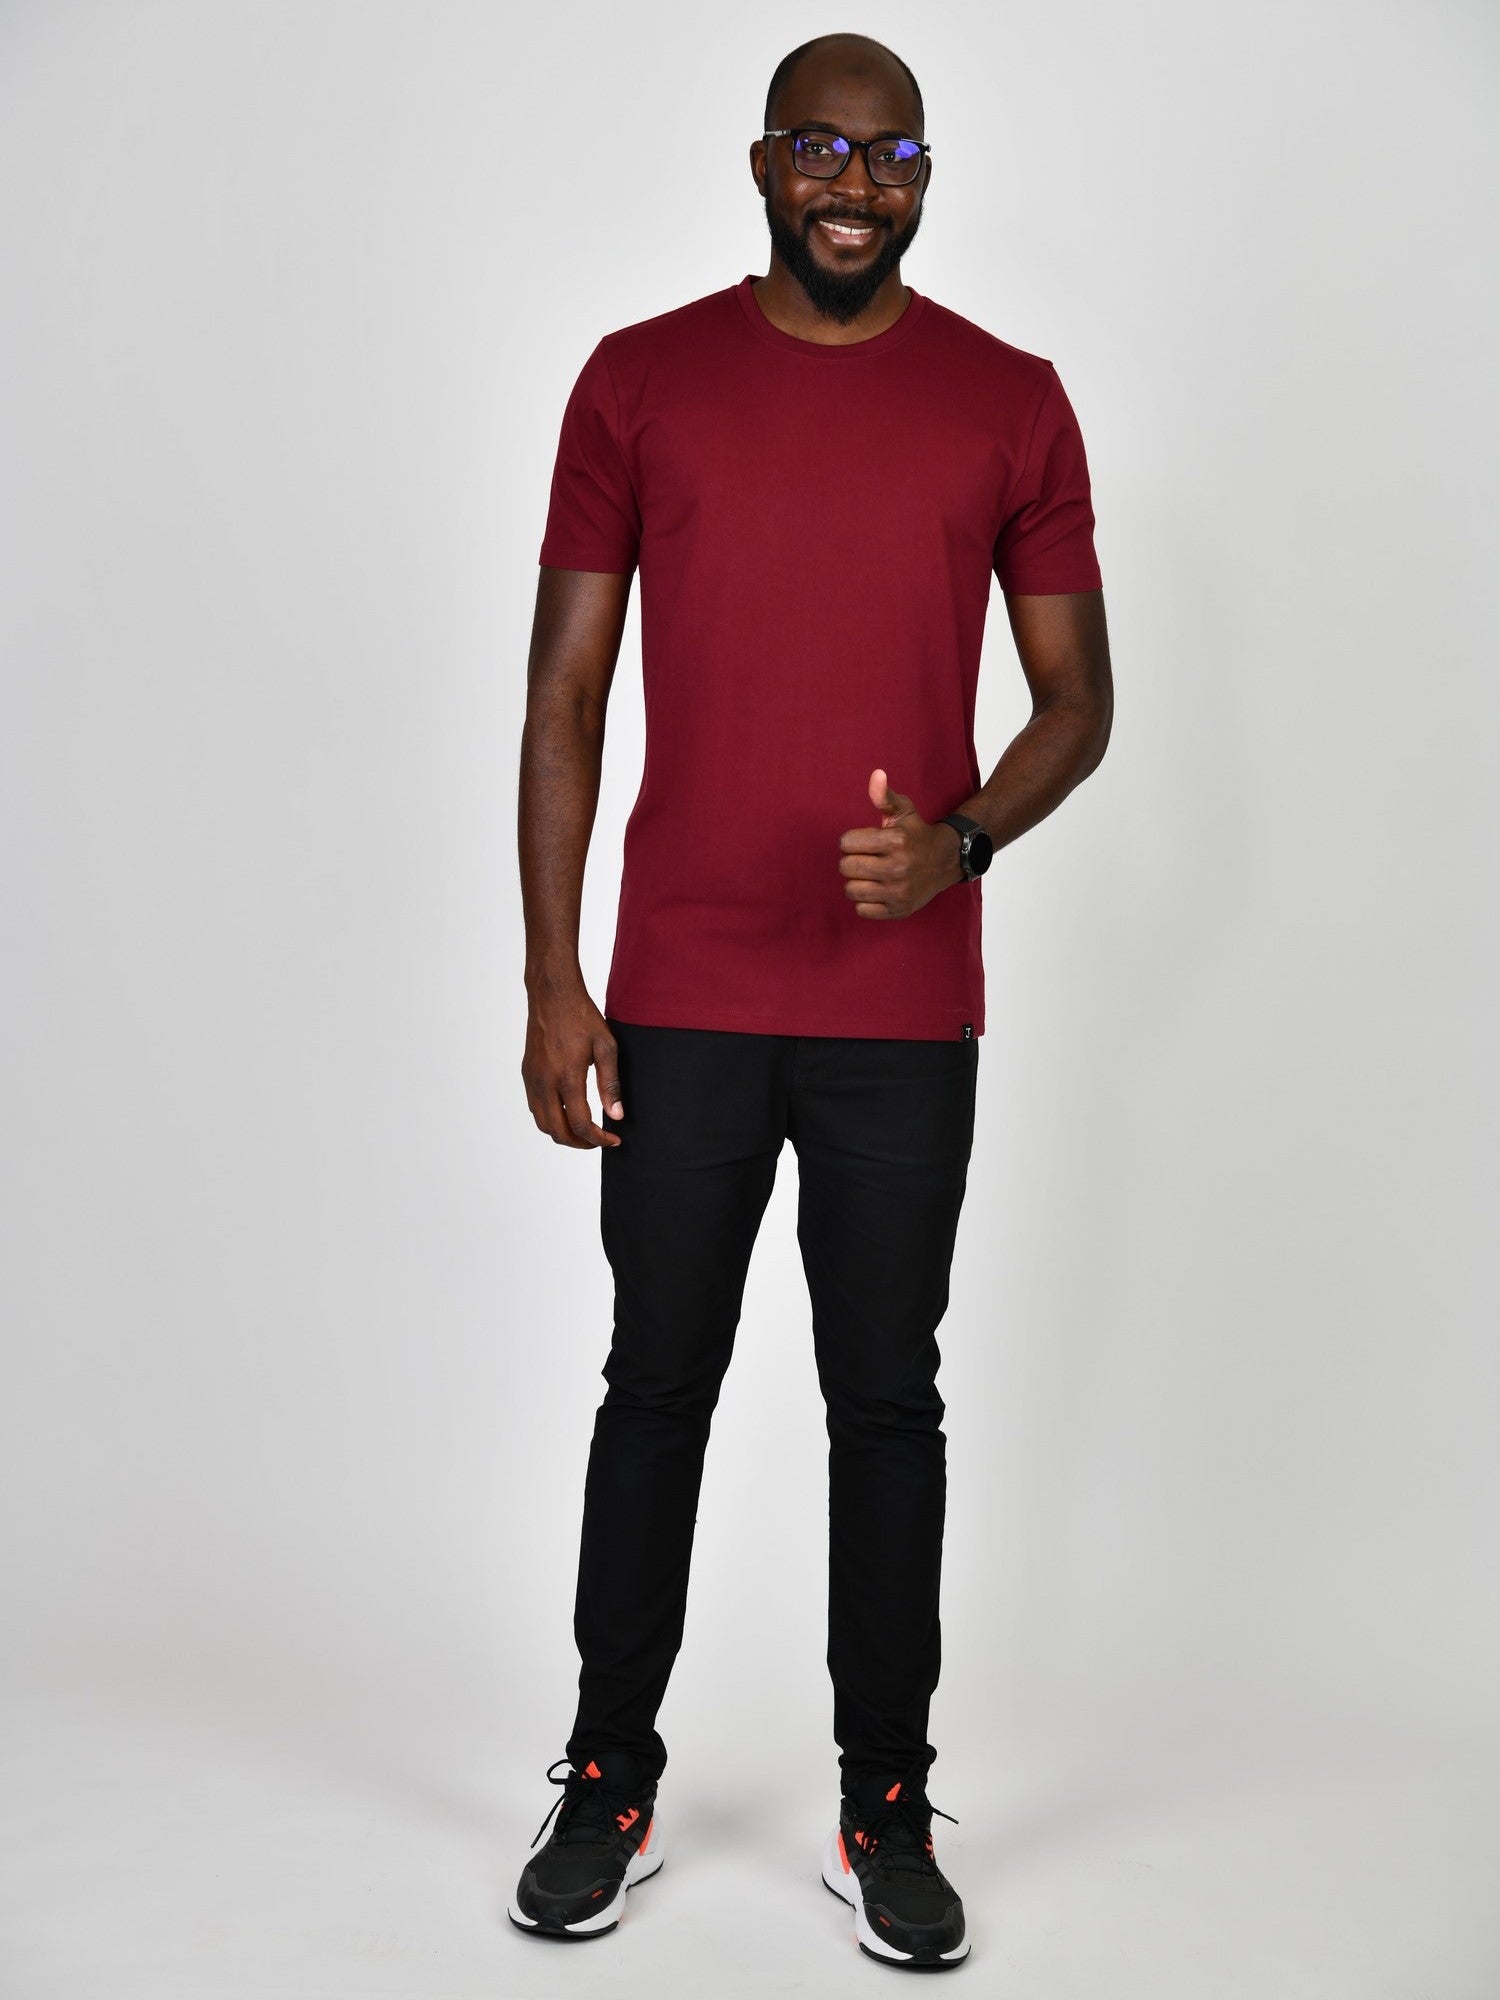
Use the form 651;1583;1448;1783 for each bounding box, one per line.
939;813;994;881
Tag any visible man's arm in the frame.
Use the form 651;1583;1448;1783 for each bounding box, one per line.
837;590;1113;918
942;588;1113;867
518;565;633;1149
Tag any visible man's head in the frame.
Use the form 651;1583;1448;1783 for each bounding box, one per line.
751;34;930;326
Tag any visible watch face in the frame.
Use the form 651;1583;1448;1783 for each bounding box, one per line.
968;830;994;876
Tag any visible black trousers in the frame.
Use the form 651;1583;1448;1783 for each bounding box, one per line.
564;1017;979;1801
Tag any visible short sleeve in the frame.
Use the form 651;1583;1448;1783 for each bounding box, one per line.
538;341;641;574
993;365;1103;593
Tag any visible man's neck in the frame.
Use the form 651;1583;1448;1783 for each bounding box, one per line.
749;265;913;347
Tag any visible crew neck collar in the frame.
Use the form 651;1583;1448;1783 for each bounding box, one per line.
734;272;927;357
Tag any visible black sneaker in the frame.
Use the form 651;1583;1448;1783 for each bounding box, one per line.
507;1751;663;1939
821;1767;969;1967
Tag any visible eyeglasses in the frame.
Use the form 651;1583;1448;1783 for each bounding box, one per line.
763;128;931;187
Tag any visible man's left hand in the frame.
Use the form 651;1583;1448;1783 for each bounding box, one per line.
838;768;965;920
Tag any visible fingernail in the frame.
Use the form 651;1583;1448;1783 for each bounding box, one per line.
610;1101;624;1118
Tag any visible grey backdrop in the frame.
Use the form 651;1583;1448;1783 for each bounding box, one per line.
2;2;1495;1995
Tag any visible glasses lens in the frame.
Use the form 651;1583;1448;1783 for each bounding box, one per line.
791;131;847;177
870;138;923;185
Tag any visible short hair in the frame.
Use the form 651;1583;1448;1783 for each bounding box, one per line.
763;35;924;135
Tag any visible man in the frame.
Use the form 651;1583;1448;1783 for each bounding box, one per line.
507;31;1111;1970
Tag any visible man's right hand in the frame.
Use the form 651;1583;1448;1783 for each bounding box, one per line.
522;983;625;1149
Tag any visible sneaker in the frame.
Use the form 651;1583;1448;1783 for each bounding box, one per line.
507;1751;663;1939
820;1768;969;1967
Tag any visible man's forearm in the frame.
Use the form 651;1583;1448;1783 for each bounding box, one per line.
519;694;606;992
948;697;1111;859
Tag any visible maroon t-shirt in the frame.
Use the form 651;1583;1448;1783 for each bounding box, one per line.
539;273;1102;1040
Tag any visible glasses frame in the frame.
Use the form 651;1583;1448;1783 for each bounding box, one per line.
763;127;932;186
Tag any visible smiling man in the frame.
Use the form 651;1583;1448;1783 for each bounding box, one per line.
510;32;1112;1970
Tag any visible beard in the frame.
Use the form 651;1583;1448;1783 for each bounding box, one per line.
762;188;924;325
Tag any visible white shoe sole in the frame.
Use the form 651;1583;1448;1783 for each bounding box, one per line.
508;1819;664;1937
821;1823;971;1964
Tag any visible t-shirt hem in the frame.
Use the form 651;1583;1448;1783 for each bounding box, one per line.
604;992;984;1040
996;569;1103;593
538;545;637;573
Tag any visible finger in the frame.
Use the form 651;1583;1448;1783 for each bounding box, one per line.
853;898;890;918
839;853;896;879
536;1078;588;1148
594;1047;624;1146
594;1044;624;1125
840;827;899;852
524;1069;566;1144
563;1072;617;1149
552;1075;616;1150
871;767;911;816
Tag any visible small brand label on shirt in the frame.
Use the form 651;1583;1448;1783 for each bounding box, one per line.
961;1023;973;1039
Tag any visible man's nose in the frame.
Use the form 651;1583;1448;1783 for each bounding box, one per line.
836;147;880;200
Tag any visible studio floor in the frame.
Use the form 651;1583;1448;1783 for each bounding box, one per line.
3;1681;1493;1999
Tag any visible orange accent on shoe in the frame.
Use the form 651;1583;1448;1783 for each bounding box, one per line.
616;1806;640;1831
878;1915;892;1927
591;1888;604;1899
837;1830;852;1873
584;1760;602;1778
638;1816;654;1854
885;1780;902;1801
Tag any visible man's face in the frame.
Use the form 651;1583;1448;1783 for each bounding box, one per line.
752;59;930;325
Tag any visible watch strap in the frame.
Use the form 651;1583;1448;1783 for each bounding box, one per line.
940;813;986;881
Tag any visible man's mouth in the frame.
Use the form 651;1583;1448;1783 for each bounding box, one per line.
813;216;881;248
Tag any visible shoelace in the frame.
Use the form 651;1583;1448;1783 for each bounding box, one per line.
529;1756;641;1850
851;1759;959;1878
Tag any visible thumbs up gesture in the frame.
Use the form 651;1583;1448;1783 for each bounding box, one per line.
838;768;966;920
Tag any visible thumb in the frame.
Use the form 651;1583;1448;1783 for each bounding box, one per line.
869;766;913;822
